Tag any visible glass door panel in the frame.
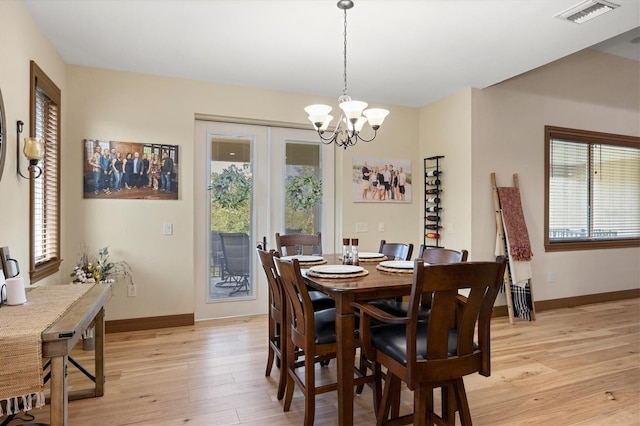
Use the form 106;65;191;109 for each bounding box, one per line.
285;142;322;235
209;137;253;301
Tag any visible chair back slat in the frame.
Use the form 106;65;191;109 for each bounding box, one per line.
275;232;322;256
379;240;413;260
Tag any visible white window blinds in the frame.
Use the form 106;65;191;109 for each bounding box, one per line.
546;126;640;251
33;87;59;265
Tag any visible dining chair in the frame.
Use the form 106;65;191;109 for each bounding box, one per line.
354;257;507;426
418;245;469;264
256;245;335;400
361;247;470;406
275;232;322;256
219;232;250;294
378;240;413;261
274;232;334;311
256;247;287;400
273;257;371;426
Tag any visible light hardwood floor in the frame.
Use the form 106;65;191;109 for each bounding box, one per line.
3;298;639;425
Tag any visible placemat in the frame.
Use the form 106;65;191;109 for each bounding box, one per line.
358;255;387;263
306;269;369;279
0;284;93;416
376;265;414;274
297;259;328;267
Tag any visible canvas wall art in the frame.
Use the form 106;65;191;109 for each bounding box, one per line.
353;157;412;203
83;139;179;200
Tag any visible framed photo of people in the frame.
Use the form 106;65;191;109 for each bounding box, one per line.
353;157;412;203
83;139;179;200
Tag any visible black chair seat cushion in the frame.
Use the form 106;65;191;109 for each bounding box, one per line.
314;308;359;344
309;290;336;311
370;324;476;365
368;299;431;321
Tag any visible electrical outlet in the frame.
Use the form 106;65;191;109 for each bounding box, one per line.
547;272;555;283
127;284;137;297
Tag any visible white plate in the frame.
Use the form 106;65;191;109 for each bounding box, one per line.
358;252;385;259
379;260;414;270
281;255;324;262
308;265;364;275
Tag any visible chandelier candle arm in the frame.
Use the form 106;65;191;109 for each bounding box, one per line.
303;0;389;149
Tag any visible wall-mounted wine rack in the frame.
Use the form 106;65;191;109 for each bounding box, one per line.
424;156;443;247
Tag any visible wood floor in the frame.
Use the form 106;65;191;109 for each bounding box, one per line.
3;298;639;425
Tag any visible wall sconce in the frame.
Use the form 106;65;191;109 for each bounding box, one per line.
16;120;44;179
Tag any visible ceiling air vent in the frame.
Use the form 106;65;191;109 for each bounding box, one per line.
554;0;620;24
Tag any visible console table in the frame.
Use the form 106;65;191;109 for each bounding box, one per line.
0;284;111;426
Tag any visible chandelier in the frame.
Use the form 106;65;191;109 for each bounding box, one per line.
304;0;389;149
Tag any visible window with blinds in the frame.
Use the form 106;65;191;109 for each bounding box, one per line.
30;61;61;281
545;126;640;252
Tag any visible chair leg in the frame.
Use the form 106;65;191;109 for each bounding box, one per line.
372;360;383;415
377;372;401;425
452;378;472;426
414;384;428;426
265;343;275;376
304;354;316;426
283;341;296;412
356;350;368;394
441;384;457;423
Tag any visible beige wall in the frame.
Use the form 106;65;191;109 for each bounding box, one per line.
1;1;637;322
419;88;474;253
471;49;639;302
0;0;67;286
467;49;638;305
420;49;639;307
64;66;418;321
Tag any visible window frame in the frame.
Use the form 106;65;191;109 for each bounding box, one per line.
544;125;640;252
29;61;62;282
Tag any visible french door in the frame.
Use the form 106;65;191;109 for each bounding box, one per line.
194;120;335;320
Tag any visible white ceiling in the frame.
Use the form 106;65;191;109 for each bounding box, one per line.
23;0;640;108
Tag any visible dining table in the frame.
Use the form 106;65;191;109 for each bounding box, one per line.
301;253;415;426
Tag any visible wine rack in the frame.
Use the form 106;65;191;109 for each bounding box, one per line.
424;156;443;247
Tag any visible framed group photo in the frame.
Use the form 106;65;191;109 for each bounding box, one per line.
83;139;179;200
353;157;412;203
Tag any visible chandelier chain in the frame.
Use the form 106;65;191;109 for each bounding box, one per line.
343;6;348;97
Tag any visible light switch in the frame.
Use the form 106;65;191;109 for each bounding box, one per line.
356;222;368;233
163;223;173;235
378;222;385;232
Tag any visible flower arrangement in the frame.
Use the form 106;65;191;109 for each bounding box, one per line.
71;245;133;285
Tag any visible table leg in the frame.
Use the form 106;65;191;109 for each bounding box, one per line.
335;304;355;426
50;355;68;426
95;307;105;397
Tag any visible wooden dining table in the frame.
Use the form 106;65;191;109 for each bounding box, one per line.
302;254;414;426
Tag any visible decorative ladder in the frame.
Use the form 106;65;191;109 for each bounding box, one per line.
491;172;537;324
